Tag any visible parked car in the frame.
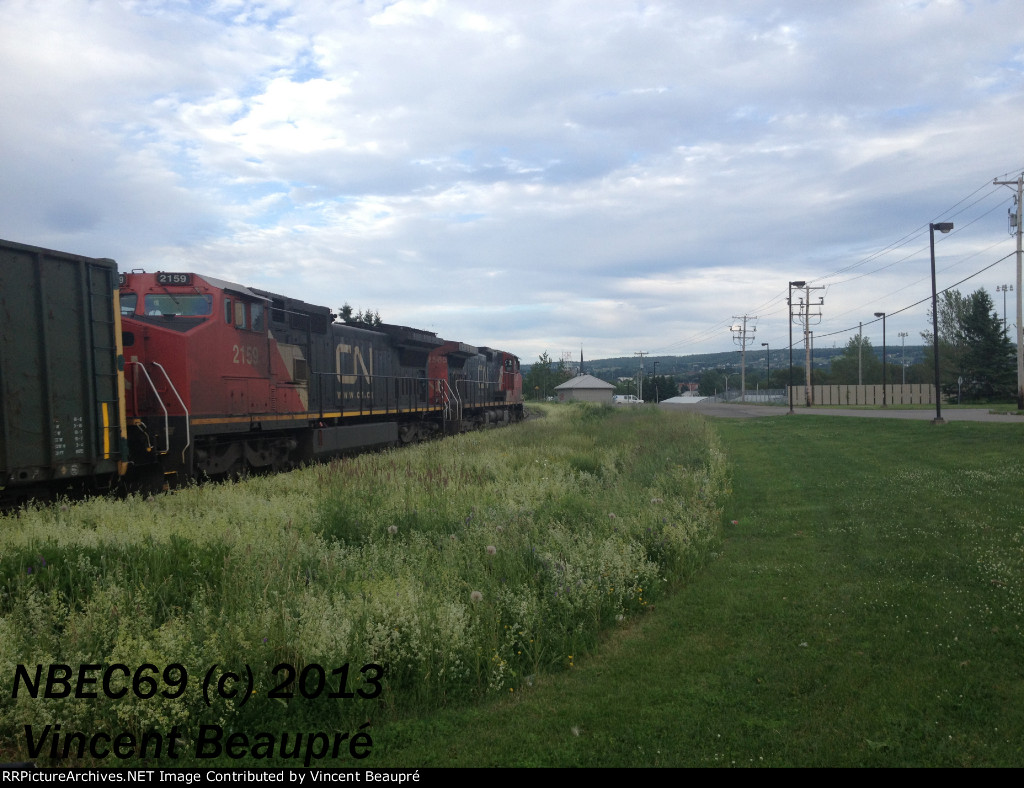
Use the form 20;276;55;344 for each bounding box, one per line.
613;395;642;405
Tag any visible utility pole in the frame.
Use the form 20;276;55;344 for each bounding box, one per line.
634;352;648;402
874;312;887;407
795;285;825;406
788;280;806;414
730;315;757;402
993;173;1024;409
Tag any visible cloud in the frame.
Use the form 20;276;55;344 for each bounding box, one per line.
1;0;1022;361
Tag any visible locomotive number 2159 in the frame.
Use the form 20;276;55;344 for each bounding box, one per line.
233;344;259;366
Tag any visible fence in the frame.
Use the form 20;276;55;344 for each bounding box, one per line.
712;388;787;403
788;384;935;406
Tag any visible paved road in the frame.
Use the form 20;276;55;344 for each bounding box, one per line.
659;401;1024;423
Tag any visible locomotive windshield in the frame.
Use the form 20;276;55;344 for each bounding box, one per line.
120;293;138;316
143;294;213;317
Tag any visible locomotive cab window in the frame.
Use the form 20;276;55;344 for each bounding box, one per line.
226;299;264;332
120;293;138;316
144;294;212;317
251;302;265;333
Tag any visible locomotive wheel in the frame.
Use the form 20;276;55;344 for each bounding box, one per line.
228;459;250;482
399;423;422;444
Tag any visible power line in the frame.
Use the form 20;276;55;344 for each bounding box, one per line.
649;167;1024;358
730;315;757;401
825;237;1013;325
810;251;1016;343
808;177;1013;287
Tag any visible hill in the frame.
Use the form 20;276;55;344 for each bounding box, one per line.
526;346;930;383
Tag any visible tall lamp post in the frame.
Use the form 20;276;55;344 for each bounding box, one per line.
788;280;806;414
996;284;1013;335
874;312;886;407
898;331;908;384
930;222;954;423
762;342;770;397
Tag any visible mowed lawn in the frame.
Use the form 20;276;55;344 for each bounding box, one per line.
371;413;1024;767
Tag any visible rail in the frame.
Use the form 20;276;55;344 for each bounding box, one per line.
125;361;170;455
441;378;462;423
309;372;508;427
151;362;191;464
454;378;501;409
312;372;452;417
124;362;191;464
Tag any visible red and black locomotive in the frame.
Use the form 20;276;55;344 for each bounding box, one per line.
119;270;523;485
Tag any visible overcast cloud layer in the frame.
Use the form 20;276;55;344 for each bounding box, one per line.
2;0;1022;362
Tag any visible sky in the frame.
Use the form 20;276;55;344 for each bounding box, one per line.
2;0;1023;365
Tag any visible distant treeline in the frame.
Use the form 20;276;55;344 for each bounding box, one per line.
525;346;930;383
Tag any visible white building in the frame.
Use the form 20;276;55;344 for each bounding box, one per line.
554;374;616;404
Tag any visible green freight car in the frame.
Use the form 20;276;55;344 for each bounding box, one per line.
0;238;127;505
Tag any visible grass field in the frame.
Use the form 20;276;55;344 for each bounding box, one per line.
2;407;1021;767
368;412;1024;767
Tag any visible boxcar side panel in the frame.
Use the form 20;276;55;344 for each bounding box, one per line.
0;239;123;491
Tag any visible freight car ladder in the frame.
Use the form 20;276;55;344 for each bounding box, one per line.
440;379;462;430
86;264;126;475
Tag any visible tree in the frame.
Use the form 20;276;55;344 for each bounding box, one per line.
343;308;383;326
698;369;740;397
828;335;902;385
643;374;678;402
829;335;880;385
766;366;793;389
958;290;1016;401
921;289;970;392
613;379;635;397
523;351;572;399
922;288;1015;402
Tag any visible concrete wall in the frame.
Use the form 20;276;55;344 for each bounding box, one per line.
789;384;935;406
558;389;614;404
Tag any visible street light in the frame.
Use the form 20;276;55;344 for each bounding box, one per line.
930;222;954;423
762;342;770;398
997;284;1013;335
898;331;908;384
788;280;806;414
874;312;886;407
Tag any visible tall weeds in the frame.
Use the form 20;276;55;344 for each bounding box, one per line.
0;405;726;761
